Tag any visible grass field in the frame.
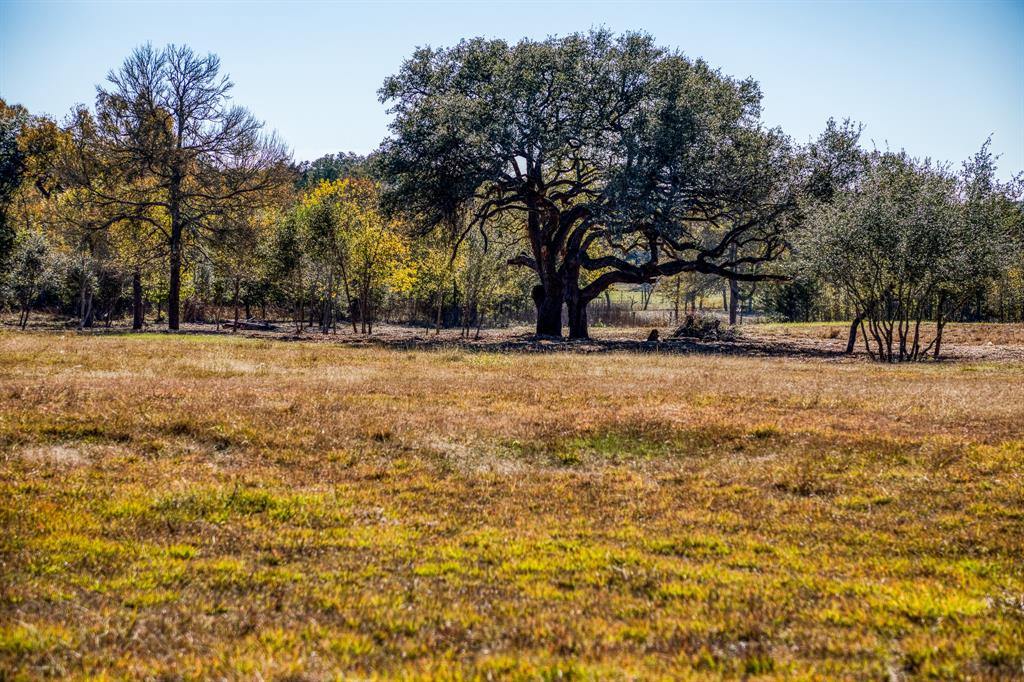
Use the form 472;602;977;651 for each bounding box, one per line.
1;330;1022;679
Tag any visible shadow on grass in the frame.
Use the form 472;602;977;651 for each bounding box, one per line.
349;333;853;360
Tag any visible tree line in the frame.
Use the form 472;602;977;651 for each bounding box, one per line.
2;32;1022;360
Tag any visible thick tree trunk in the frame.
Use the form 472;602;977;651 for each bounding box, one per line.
563;266;592;339
132;270;144;330
532;284;562;336
524;206;566;337
567;296;590;339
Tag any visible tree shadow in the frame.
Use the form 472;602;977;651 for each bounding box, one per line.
336;332;854;360
0;318;858;360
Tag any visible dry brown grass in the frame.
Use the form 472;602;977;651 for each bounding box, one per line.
746;321;1024;357
1;331;1022;679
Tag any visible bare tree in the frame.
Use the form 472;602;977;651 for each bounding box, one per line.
72;44;291;329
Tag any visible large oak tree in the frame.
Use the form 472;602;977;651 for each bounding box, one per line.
378;31;660;336
378;30;811;338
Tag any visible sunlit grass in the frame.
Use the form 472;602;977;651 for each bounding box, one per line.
1;331;1022;679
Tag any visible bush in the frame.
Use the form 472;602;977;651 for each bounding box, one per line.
671;313;735;341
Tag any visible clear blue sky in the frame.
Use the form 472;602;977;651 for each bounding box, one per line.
2;1;1022;177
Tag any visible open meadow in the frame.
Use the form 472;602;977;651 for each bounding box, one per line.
3;1;1023;678
1;328;1022;679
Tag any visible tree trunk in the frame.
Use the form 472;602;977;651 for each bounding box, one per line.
321;268;334;334
932;292;948;360
532;284;562;337
845;313;862;354
232;277;241;332
728;277;739;325
349;298;358;333
298;277;305;332
132;269;144;330
337;259;357;334
563;266;592;339
78;267;88;331
910;315;922;361
167;222;182;330
860;319;875;360
82;289;94;329
567;294;590;339
934;317;946;360
524;205;565;337
435;289;444;336
359;277;371;334
674;278;681;322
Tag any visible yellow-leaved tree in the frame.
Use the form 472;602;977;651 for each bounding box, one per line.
299;178;414;334
411;241;462;334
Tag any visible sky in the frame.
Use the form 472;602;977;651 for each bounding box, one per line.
1;1;1022;178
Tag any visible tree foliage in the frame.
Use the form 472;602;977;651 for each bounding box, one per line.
65;43;293;329
378;30;819;338
297;178;413;333
3;37;1022;348
799;145;1019;361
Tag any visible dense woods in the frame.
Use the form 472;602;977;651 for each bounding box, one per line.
1;32;1022;360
